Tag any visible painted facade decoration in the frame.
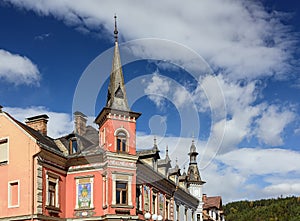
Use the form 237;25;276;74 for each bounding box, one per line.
0;17;224;221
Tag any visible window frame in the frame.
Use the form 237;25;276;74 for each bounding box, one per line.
116;181;128;205
112;173;133;207
46;172;60;209
114;128;129;153
69;137;78;154
116;131;127;152
8;180;20;208
0;137;9;165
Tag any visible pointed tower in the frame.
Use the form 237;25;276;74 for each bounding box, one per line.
187;139;206;221
106;16;130;111
94;16;141;217
95;15;141;154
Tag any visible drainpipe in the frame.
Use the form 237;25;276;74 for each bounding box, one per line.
31;151;41;221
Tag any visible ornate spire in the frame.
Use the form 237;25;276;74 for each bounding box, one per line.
165;145;171;162
153;136;159;152
187;139;204;184
114;14;118;42
106;15;130;111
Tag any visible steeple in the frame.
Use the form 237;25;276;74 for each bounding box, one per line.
106;15;130;111
165;145;170;162
187;139;204;184
189;138;198;164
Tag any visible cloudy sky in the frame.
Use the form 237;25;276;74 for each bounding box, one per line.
1;0;300;203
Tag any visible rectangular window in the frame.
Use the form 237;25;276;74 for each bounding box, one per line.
116;181;127;205
176;204;180;221
152;193;157;214
8;180;19;208
46;174;59;208
185;208;188;221
48;181;56;207
0;138;8;165
69;138;78;154
165;200;169;219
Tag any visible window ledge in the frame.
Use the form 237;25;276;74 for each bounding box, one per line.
46;205;61;213
0;161;8;166
74;207;95;211
111;204;134;209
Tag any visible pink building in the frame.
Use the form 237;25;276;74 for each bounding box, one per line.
0;17;223;221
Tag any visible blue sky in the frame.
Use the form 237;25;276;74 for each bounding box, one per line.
0;0;300;203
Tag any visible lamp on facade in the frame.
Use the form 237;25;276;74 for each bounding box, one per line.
152;214;158;220
157;215;163;220
144;212;151;220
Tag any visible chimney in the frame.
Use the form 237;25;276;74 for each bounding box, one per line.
0;105;3;113
74;111;87;136
203;193;207;202
25;114;49;136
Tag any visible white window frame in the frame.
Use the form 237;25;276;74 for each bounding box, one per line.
46;172;59;208
8;180;20;208
112;173;133;206
0;137;9;165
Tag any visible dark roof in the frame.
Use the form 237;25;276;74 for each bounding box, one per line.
57;125;99;157
6;112;61;154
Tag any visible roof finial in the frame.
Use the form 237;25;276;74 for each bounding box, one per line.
114;14;118;42
154;136;157;145
166;145;169;156
192;132;195;144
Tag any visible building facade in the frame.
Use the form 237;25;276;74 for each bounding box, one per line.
0;18;224;221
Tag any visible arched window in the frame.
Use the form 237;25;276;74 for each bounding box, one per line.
116;131;127;152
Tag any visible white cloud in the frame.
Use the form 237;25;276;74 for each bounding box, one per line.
144;72;170;109
217;148;300;176
264;183;300;196
4;0;298;80
256;105;295;146
0;49;40;85
4;106;72;138
143;73;296;152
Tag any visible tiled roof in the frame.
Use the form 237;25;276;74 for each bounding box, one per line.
203;196;222;209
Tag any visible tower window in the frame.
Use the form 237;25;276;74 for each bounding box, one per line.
116;131;127;152
116;181;127;205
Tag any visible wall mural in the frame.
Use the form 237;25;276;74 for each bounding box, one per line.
159;193;164;215
144;185;150;211
78;179;92;208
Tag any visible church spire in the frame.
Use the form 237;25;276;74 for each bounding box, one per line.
187;139;204;184
106;15;130;111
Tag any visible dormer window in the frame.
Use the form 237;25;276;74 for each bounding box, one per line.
116;131;127;152
69;138;78;154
